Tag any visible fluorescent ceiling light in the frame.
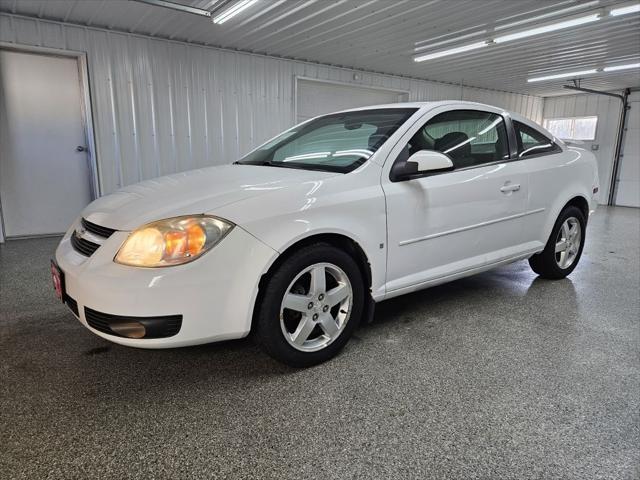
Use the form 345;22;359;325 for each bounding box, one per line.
494;1;600;31
603;63;640;72
414;30;487;53
414;41;487;62
610;4;640;16
213;0;257;24
494;14;600;43
528;69;598;82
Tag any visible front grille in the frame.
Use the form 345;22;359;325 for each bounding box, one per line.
70;218;117;257
70;232;100;257
64;295;79;317
84;307;183;339
81;218;116;238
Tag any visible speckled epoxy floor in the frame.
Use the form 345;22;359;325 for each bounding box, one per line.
1;206;638;479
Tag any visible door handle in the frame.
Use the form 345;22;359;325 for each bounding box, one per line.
76;145;87;152
500;183;521;193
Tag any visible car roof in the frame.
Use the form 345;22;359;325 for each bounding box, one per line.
332;100;518;118
333;100;479;112
332;101;562;145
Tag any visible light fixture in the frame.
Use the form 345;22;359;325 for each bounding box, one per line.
414;30;487;52
493;14;600;43
527;69;598;82
610;3;640;16
413;41;487;62
213;0;258;24
494;1;600;31
603;63;640;72
413;4;636;63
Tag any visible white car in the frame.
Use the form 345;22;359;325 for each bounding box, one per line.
53;101;599;366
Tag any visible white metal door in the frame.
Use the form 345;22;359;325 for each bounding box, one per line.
0;50;92;238
383;163;529;293
381;106;530;294
296;78;408;123
615;92;640;207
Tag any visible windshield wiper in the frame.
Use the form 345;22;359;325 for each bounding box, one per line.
235;160;345;173
258;160;287;168
235;160;286;168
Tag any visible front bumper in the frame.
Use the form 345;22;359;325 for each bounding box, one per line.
55;219;277;348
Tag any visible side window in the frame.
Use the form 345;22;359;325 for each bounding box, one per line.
514;121;562;158
407;110;510;169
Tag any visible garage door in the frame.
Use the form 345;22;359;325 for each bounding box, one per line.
296;78;409;123
615;92;640;207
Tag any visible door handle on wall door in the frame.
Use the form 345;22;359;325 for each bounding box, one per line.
500;183;521;193
76;146;87;152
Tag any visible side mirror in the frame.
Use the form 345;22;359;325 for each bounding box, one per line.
408;150;454;173
391;150;454;181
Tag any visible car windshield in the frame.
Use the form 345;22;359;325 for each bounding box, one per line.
236;108;417;173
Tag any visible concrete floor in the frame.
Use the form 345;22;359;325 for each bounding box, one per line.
1;206;638;479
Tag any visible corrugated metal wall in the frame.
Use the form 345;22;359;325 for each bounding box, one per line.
0;14;543;196
542;93;623;204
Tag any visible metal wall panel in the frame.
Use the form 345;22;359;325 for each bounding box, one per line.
1;14;543;196
542;92;623;204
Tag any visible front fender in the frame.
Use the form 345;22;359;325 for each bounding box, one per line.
214;171;388;299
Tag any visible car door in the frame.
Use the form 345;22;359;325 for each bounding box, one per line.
381;105;531;295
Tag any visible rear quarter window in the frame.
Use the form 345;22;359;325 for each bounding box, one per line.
514;121;562;158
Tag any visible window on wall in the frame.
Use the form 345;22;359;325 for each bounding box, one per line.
543;116;598;141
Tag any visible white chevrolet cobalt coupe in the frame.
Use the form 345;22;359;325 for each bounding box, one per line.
53;101;599;366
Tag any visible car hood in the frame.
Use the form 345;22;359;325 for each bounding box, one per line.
82;164;338;231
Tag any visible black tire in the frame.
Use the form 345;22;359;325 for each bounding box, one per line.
529;205;586;279
255;243;364;367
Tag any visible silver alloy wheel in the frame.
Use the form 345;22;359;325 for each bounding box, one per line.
280;262;353;352
555;217;582;269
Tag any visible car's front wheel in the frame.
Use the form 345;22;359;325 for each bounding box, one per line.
529;205;586;279
256;243;364;367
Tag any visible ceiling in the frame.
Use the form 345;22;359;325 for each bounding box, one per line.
1;0;639;97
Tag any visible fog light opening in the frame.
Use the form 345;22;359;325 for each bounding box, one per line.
110;321;146;339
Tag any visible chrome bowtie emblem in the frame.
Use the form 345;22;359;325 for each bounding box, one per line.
77;227;86;236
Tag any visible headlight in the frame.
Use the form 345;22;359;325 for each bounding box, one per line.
114;215;233;267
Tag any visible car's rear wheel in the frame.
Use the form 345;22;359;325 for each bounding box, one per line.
256;243;364;367
529;205;586;279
